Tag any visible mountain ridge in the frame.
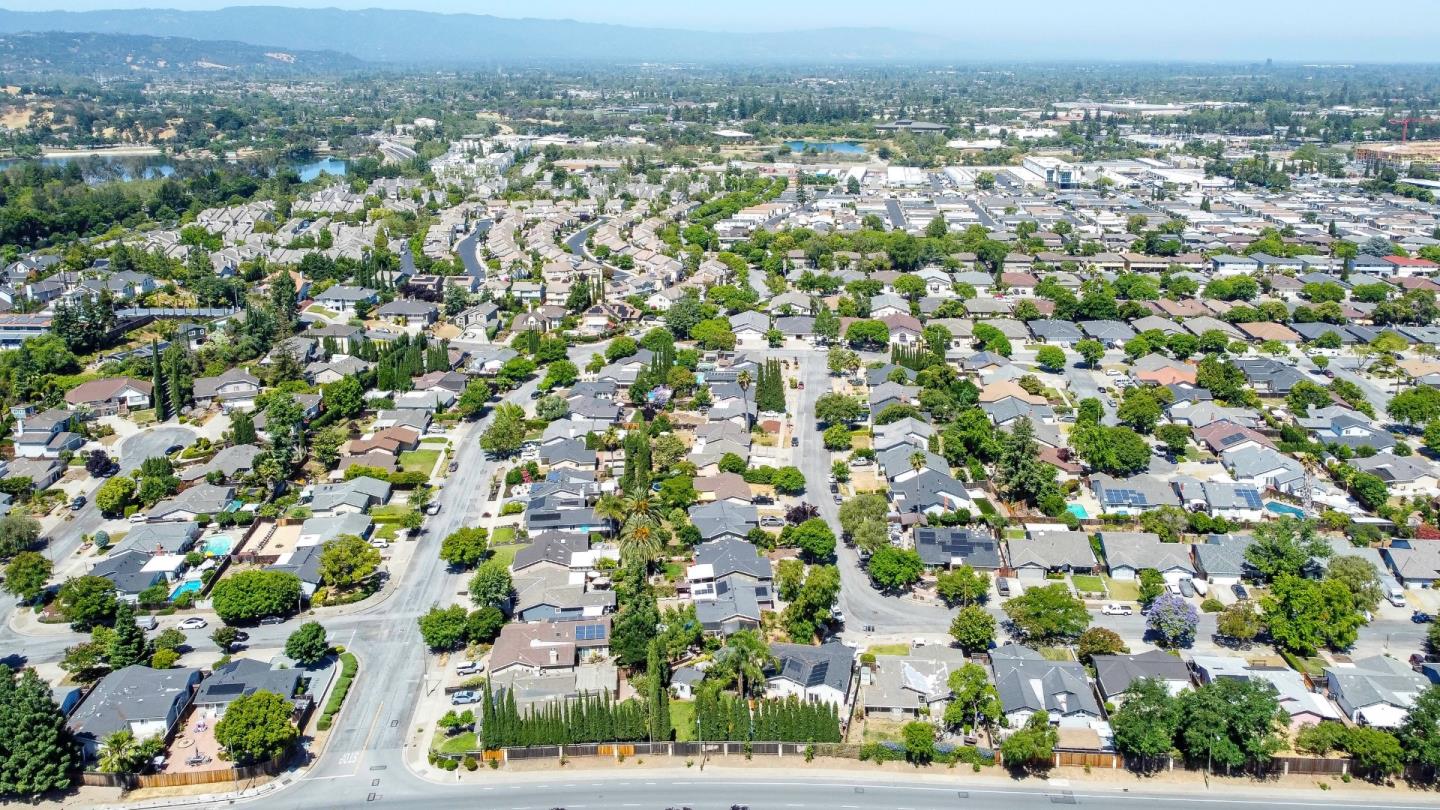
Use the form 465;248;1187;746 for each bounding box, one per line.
0;6;958;64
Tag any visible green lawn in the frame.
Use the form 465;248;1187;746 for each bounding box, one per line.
1071;575;1105;595
865;643;910;656
491;526;516;545
374;523;400;541
370;505;410;522
488;543;523;569
420;437;449;446
1103;576;1139;601
306;306;339;319
1039;646;1075;662
436;731;478;755
974;499;997;516
399;449;441;475
670;699;696;741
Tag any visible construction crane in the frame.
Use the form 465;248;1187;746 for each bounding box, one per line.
1387;116;1440;141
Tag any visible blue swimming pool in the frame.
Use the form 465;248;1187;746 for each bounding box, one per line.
1265;501;1306;518
1067;503;1089;519
170;579;202;601
203;535;235;556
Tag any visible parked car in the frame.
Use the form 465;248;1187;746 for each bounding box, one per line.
1231;583;1248;600
448;461;459;473
370;540;390;550
759;516;784;527
1413;611;1434;624
830;609;845;625
451;690;480;705
791;437;799;447
425;503;441;516
529;389;544;399
1101;603;1132;616
70;495;86;510
138;615;159;631
456;661;483;676
259;615;285;625
996;578;1011;597
178;617;208;630
1178;578;1196;597
833;493;843;504
1104;369;1123;377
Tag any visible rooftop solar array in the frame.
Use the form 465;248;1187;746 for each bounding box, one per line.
575;623;607;641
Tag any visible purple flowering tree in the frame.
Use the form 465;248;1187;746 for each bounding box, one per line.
1145;592;1199;647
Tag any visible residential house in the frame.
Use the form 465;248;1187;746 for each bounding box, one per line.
1383;541;1440;589
688;501;759;542
193;369;262;412
193;658;304;717
1100;531;1195;581
913;527;1003;571
1324;655;1429;728
765;641;855;707
1092;650;1192;704
488;618;613;677
149;484;236;523
1191;656;1340;730
64;378;153;416
989;644;1102;726
308;476;392;516
1091;474;1182;516
67;665;202;759
864;646;969;719
1008;530;1097;581
11;406;82;459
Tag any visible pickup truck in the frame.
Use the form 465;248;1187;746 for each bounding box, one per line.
1101;603;1133;616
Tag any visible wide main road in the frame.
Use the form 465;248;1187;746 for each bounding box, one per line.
260;767;1440;810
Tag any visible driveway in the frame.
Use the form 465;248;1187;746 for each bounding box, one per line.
117;425;197;472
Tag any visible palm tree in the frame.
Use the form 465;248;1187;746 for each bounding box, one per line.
909;450;927;476
595;493;626;532
714;629;775;697
98;730;137;774
619;518;662;567
623;492;658;523
737;369;752;426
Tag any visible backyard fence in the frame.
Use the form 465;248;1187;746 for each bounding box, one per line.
80;749;291;791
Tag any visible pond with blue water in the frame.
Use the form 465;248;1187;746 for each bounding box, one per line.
782;140;867;154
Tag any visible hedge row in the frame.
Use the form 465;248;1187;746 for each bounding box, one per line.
317;652;358;731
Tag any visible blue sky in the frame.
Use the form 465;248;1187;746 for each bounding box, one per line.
4;1;1438;60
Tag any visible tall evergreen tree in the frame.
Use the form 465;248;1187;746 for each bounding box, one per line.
0;664;78;796
150;340;168;421
106;602;148;670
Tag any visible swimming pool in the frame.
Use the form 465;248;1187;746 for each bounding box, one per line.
1066;503;1089;519
203;535;235;556
169;579;203;601
1265;501;1306;518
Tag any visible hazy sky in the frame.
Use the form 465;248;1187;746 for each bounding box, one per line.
2;1;1438;59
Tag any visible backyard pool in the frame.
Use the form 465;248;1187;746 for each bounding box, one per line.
170;579;203;601
1066;503;1089;519
1265;501;1306;518
203;535;236;556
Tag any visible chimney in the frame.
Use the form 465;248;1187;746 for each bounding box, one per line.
548;649;558;665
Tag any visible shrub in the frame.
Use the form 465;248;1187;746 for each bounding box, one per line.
463;756;478;771
1200;597;1224;613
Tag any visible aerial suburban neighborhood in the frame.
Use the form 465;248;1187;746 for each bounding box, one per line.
0;5;1438;810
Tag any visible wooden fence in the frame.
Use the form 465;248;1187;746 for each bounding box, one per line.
80;750;290;791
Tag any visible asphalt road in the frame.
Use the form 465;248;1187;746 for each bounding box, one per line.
117;425;197;472
565;218;606;258
257;769;1440;810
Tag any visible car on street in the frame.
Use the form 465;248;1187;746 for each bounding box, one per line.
448;461;459;473
259;615;285;625
426;503;441;515
451;690;480;705
1104;369;1123;377
165;444;184;456
833;493;843;504
370;539;390;550
178;617;208;630
70;495;86;510
1231;583;1248;599
1413;611;1433;624
1101;603;1132;616
791;437;799;447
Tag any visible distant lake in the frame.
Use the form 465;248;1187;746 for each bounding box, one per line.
783;140;867;154
0;153;348;183
293;156;348;181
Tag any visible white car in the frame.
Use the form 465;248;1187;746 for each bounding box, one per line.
370;539;390;550
178;617;208;630
1101;603;1133;616
1104;369;1123;377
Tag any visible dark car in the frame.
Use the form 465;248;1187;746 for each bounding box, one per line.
529;389;545;399
1413;611;1434;624
70;495;87;510
790;437;799;447
259;615;285;625
448;461;459;473
1231;583;1248;600
165;444;184;455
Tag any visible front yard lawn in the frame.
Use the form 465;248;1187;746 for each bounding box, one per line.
1071;575;1106;595
491;526;516;545
1039;646;1076;662
435;731;478;755
1103;576;1139;601
488;543;523;569
398;449;441;475
865;643;910;656
370;504;410;522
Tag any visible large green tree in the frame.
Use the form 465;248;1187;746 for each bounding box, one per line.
213;690;298;765
318;534;381;591
211;570;302;624
0;664;78;797
1111;677;1181;764
1002;583;1090;641
284;621;330;666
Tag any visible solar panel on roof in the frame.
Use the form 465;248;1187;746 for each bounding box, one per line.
575;624;607;641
